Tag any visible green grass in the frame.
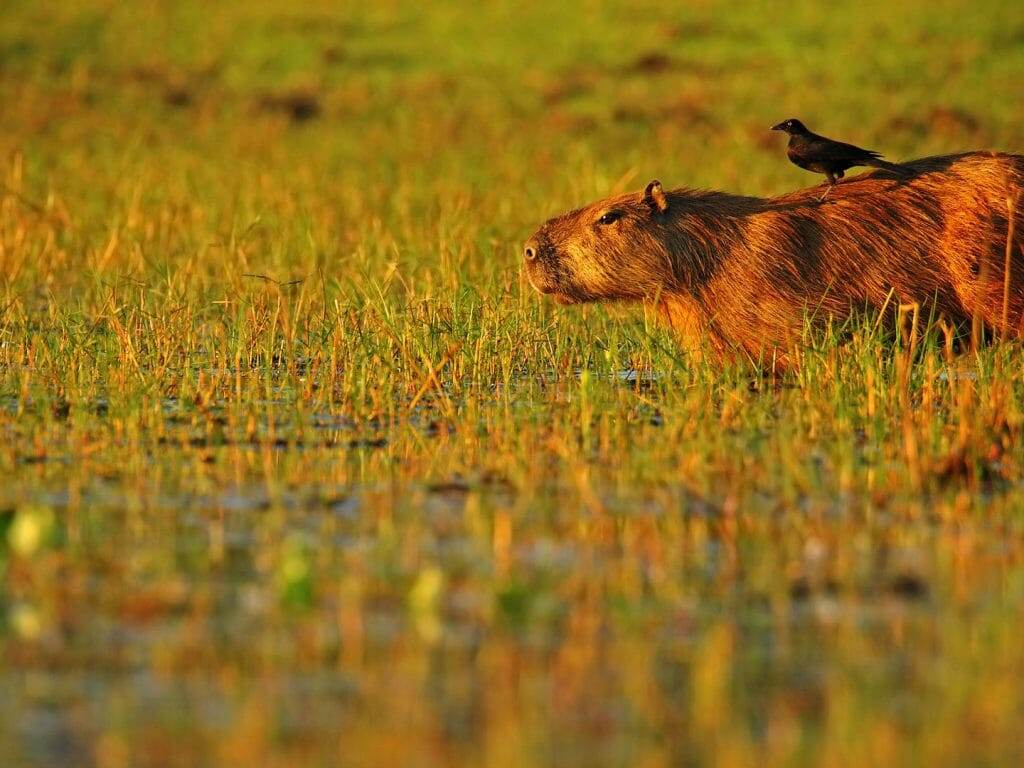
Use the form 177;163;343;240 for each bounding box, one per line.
2;1;1024;766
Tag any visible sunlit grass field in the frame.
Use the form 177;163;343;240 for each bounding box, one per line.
2;1;1024;765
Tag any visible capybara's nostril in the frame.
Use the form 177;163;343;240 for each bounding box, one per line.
524;244;537;262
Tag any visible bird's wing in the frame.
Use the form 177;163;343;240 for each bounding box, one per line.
812;136;883;163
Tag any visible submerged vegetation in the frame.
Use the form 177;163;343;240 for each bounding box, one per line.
1;1;1024;765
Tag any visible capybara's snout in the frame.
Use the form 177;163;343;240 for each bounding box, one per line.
522;231;561;297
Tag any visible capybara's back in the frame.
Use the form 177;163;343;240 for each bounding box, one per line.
524;152;1024;364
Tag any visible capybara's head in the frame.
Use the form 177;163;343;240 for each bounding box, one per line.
524;180;677;304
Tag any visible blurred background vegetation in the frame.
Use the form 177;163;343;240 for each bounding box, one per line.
1;1;1024;766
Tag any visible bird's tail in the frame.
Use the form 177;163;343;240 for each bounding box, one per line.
864;157;907;175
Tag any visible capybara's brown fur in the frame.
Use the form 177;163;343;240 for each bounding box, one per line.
524;152;1024;365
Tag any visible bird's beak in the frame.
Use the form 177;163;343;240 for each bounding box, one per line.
770;122;785;131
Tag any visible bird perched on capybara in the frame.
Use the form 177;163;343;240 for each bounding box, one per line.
524;153;1024;368
771;118;906;199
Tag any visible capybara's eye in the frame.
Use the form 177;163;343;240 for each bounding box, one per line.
597;211;623;225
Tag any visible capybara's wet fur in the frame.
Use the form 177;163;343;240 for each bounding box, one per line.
525;152;1024;366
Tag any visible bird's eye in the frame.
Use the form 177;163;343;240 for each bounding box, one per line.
597;211;623;225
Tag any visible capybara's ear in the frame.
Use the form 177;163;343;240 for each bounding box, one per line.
644;180;668;214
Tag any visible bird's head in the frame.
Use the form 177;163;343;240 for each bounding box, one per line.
771;118;809;135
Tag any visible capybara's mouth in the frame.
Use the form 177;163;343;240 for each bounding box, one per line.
525;261;586;305
524;260;560;296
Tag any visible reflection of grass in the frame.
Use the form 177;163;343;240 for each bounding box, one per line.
1;0;1024;765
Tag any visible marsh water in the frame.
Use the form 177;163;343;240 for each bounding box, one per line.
3;368;1023;767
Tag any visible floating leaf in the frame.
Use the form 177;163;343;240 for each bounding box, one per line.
7;505;56;558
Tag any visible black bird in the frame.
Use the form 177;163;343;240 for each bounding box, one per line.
771;118;904;199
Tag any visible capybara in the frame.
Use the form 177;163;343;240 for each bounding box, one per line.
524;152;1024;366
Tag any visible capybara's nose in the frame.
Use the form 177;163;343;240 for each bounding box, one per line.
524;239;538;262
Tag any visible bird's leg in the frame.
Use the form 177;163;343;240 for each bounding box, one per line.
818;172;838;202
